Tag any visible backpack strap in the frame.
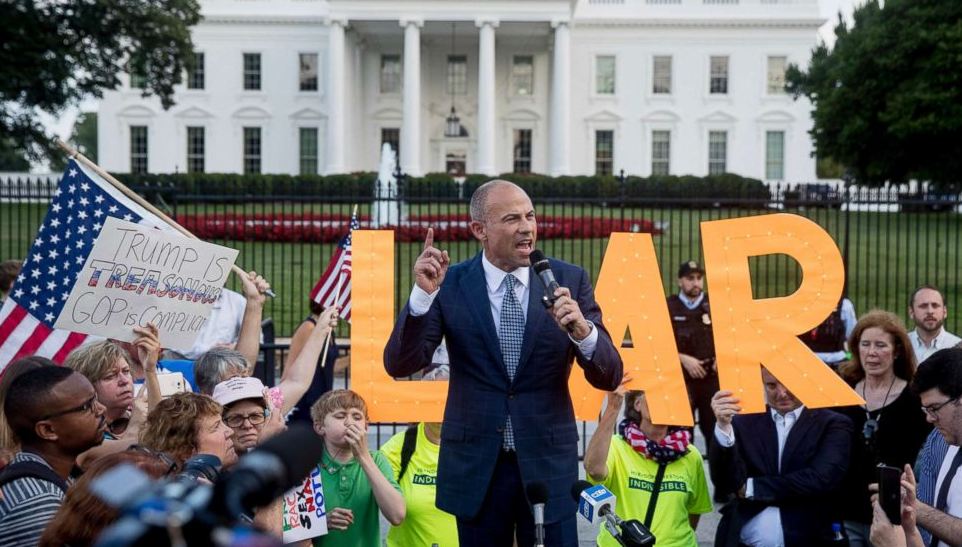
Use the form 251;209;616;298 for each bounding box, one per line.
397;424;419;480
0;460;68;495
643;462;668;529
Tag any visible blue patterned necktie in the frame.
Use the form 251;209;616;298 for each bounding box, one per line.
499;273;525;450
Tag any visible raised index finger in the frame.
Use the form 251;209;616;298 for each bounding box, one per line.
423;227;435;252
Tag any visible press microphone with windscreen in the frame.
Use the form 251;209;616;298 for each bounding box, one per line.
526;481;549;547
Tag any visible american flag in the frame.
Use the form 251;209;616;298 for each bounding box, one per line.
0;159;166;370
308;212;358;322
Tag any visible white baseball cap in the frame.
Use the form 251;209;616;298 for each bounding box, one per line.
212;377;267;407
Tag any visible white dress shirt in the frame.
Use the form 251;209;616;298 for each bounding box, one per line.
407;252;598;358
714;406;806;547
910;327;962;364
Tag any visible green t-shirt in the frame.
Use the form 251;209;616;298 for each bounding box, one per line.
380;423;459;547
311;447;401;547
590;435;712;547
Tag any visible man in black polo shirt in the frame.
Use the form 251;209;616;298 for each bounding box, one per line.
667;260;718;447
0;367;107;546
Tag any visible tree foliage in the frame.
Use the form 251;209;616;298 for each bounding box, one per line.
786;0;962;187
1;0;201;163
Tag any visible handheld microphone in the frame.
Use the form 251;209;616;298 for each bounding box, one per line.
529;250;561;308
572;481;655;547
526;481;549;547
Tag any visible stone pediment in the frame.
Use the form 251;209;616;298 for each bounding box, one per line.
232;106;272;120
698;110;737;124
584;109;623;123
117;105;156;118
290;107;326;120
174;106;214;119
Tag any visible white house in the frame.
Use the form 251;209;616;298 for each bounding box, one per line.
97;0;824;181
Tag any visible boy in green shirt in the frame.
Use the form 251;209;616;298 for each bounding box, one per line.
307;389;405;546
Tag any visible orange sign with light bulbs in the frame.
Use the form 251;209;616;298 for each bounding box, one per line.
351;213;864;424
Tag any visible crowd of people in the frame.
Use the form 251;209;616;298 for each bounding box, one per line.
0;180;960;547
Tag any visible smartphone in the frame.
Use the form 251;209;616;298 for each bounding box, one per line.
878;464;902;525
135;372;189;398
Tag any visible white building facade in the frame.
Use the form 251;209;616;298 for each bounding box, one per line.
97;0;824;180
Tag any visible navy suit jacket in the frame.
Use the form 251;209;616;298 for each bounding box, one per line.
709;408;853;547
384;253;623;522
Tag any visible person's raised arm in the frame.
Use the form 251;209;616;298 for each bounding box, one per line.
236;271;270;368
585;374;630;482
132;323;162;410
344;420;405;525
286;317;316;365
384;228;448;378
276;306;338;415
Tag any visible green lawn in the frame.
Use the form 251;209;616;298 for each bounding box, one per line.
3;201;961;337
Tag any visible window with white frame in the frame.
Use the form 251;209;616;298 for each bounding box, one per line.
187;52;204;90
299;53;318;91
380;55;401;94
129;59;147;89
243;53;261;91
767;56;787;94
299;128;318;175
652;56;672;94
710;56;729;94
595;55;616;95
447;56;467;95
708;130;728;174
766;130;785;179
651;130;671;175
513;129;532;174
243;127;261;174
130;126;148;174
512;56;534;96
186;126;204;173
595;130;614;175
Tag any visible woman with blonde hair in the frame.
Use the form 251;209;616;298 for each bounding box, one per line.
835;310;931;545
139;392;236;469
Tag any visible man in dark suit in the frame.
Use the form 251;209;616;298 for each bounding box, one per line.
709;368;853;547
384;180;623;546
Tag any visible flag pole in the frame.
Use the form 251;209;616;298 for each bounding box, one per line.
319;203;356;357
55;139;275;298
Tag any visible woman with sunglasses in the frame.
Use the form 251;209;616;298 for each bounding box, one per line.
836;310;932;546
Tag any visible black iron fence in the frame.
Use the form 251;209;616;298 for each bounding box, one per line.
4;175;961;336
4;174;962;452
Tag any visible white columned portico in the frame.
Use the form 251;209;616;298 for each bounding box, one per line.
400;18;423;176
326;18;347;174
475;18;499;176
549;19;571;176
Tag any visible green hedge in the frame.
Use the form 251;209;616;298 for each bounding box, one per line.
116;171;771;203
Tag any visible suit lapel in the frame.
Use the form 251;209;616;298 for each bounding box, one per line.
461;256;508;378
515;268;548;379
757;412;780;474
781;408;814;471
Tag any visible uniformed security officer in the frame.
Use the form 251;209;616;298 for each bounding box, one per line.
667;260;718;447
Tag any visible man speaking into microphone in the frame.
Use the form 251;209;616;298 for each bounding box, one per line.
385;180;623;546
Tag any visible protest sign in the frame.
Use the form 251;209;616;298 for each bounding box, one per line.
353;213;864;425
55;217;238;350
282;466;328;543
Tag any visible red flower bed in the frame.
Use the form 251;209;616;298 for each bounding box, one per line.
175;212;661;243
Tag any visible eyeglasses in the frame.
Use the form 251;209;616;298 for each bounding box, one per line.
39;395;98;421
921;397;960;418
128;444;179;476
224;409;269;429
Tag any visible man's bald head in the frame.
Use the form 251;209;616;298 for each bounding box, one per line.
470;180;526;223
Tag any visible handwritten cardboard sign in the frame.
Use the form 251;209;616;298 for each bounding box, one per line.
282;467;328;543
55;217;238;351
